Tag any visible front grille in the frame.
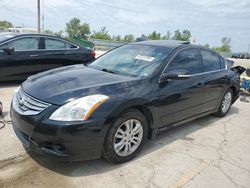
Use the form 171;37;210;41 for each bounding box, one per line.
13;89;51;115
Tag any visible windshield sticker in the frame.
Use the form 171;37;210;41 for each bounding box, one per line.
135;55;155;62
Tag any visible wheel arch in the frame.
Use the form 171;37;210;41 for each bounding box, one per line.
103;100;157;139
228;85;239;104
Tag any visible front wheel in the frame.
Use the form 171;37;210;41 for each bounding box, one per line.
103;109;148;163
214;89;233;117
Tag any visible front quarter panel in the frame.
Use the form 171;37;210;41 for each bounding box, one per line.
88;79;159;130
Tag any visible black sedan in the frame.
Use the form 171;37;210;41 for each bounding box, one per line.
0;33;95;81
11;40;244;163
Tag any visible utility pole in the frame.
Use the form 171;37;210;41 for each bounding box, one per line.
37;0;41;34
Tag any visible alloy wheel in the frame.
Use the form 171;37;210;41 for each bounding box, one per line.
221;91;232;113
113;119;143;157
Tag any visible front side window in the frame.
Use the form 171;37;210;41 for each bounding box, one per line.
89;44;172;78
201;50;221;72
5;37;39;51
166;48;201;74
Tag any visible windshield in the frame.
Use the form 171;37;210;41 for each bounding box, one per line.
89;44;172;78
0;33;16;43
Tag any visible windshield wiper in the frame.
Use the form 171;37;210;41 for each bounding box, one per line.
101;68;116;74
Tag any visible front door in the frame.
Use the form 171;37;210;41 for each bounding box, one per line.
0;36;42;80
157;48;205;127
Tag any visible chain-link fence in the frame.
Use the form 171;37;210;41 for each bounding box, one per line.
218;52;233;58
89;38;128;50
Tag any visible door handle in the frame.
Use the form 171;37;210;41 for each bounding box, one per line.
30;54;39;57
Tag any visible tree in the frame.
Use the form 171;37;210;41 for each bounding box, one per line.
91;27;111;40
162;31;171;40
114;35;122;41
0;20;13;28
172;30;182;40
123;34;134;42
141;34;147;39
221;37;231;52
65;17;90;39
44;29;54;35
181;30;191;41
135;34;147;42
44;29;64;37
212;37;231;52
203;44;210;48
148;31;161;40
172;29;191;41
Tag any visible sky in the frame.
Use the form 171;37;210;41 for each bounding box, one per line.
0;0;250;52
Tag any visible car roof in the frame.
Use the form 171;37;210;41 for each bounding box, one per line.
0;32;65;40
133;40;191;49
0;32;81;47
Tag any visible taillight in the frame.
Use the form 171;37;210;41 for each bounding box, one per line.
91;51;96;58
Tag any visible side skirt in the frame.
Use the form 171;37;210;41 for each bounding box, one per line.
149;110;217;139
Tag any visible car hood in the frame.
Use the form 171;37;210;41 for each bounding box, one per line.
22;65;140;105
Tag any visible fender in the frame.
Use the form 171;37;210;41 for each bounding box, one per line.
103;98;158;129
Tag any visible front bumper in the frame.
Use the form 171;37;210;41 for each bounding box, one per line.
11;105;109;161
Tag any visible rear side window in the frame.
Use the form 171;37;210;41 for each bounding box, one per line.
45;38;76;50
45;38;67;49
6;37;39;51
201;50;221;72
166;48;202;74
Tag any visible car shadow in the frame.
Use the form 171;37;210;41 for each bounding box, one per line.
27;106;239;177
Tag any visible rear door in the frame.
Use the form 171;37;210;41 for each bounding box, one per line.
200;49;229;111
38;37;82;70
158;48;205;127
0;36;43;80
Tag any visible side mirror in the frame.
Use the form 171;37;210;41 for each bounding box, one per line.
159;69;191;83
3;47;15;54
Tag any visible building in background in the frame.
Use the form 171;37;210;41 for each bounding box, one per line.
7;27;37;33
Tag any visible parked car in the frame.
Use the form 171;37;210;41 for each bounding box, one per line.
0;33;95;81
11;40;244;163
231;53;250;59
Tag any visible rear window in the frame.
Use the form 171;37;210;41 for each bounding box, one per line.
201;50;221;72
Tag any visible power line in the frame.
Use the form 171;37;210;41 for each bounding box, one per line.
37;0;41;33
42;0;44;32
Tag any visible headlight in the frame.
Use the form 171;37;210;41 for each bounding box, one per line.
49;94;109;121
15;86;20;93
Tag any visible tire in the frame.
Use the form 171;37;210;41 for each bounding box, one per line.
214;88;233;117
103;109;148;163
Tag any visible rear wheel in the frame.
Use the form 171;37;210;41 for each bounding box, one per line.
215;89;233;117
103;109;148;163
